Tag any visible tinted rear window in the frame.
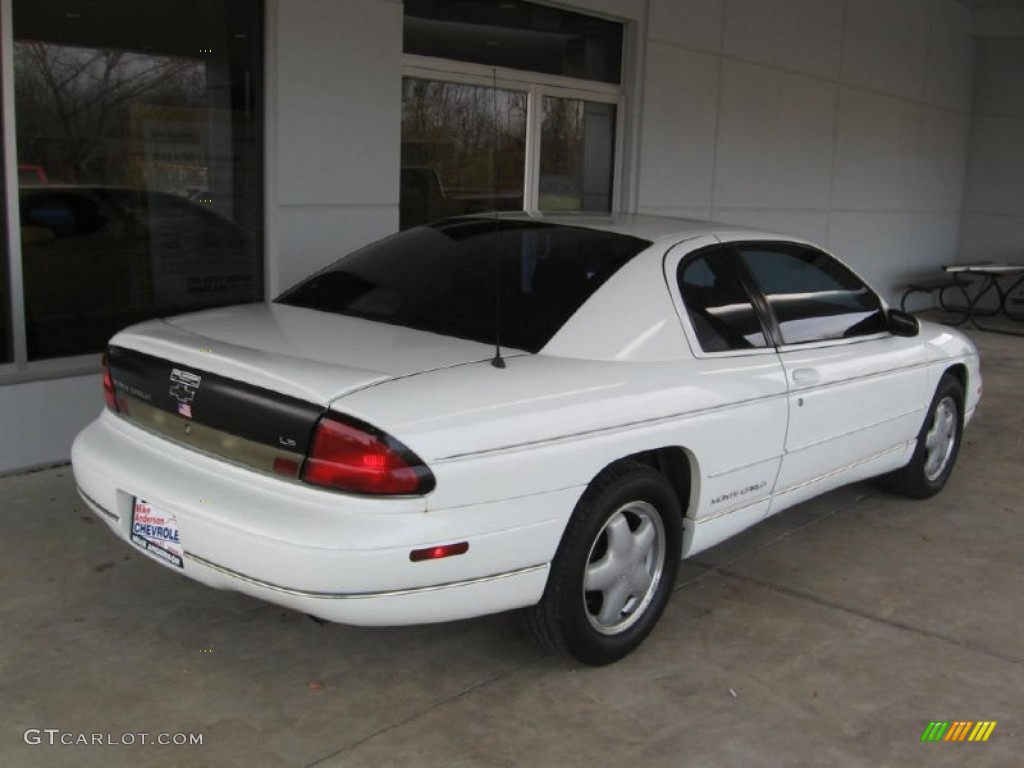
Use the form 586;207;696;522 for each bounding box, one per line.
276;218;650;353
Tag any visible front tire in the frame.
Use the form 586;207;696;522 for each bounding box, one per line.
883;373;964;499
527;461;682;666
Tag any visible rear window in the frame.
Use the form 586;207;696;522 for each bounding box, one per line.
276;218;650;353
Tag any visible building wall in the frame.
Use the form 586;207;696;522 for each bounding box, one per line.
959;34;1024;262
0;373;99;473
636;0;975;299
268;0;404;295
0;0;986;473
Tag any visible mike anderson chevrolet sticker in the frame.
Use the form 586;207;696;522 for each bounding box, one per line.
130;499;184;568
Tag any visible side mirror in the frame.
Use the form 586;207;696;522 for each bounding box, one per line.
888;309;920;337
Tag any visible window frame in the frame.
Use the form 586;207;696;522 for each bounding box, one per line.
675;246;774;354
401;54;624;214
664;239;779;360
729;240;892;350
667;238;895;358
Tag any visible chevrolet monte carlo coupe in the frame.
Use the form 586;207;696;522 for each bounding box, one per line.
72;214;981;665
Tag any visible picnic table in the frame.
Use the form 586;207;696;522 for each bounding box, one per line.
943;262;1024;334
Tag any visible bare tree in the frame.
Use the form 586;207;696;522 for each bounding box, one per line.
15;42;204;184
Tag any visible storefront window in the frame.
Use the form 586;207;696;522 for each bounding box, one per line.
12;0;264;360
401;79;527;230
400;3;622;230
0;66;11;364
539;97;615;212
404;0;623;84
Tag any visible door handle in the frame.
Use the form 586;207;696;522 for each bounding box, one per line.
792;368;820;385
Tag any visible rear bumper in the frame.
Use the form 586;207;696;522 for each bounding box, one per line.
72;411;569;625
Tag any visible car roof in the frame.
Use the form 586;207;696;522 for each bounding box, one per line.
483;210;791;246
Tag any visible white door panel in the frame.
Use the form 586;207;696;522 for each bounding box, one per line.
773;335;928;500
656;354;787;521
662;238;789;548
774;406;923;493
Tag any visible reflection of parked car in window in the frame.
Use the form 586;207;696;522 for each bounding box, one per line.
399;166;457;229
400;165;523;229
18;164;49;184
19;185;258;359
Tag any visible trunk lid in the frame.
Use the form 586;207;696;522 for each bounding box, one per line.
105;302;498;482
112;302;498;403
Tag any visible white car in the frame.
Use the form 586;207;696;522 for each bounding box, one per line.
72;214;981;665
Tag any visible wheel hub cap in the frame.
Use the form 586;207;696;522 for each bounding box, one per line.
923;396;957;482
583;501;666;635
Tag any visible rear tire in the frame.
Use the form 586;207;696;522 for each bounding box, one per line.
883;373;964;499
526;461;682;666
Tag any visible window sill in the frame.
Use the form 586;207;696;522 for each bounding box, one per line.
0;355;102;387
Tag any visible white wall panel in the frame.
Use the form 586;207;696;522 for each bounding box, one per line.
0;376;99;474
915;107;970;213
842;0;930;100
636;44;719;212
275;206;399;294
832;89;921;211
961;116;1024;217
958;214;1024;262
715;208;830;246
972;38;1024;116
275;0;402;207
637;0;973;300
909;213;962;274
925;0;975;112
647;0;724;53
724;0;844;80
959;36;1024;264
714;61;836;209
638;206;715;221
827;212;915;301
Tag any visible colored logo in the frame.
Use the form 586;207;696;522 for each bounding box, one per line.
921;721;997;742
170;368;201;419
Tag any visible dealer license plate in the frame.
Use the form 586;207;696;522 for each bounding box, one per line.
130;498;184;569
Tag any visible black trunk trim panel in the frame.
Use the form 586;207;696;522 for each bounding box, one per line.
108;346;323;454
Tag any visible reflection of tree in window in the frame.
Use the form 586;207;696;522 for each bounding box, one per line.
12;0;264;361
14;43;204;186
539;98;615;213
400;79;526;228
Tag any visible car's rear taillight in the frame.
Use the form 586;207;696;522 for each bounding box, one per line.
300;414;435;496
102;349;119;412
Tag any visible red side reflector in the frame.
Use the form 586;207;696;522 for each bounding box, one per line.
410;542;469;562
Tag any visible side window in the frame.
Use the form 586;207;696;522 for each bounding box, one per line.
677;251;768;352
737;244;887;344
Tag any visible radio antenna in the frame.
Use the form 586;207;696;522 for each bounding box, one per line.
490;68;506;369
